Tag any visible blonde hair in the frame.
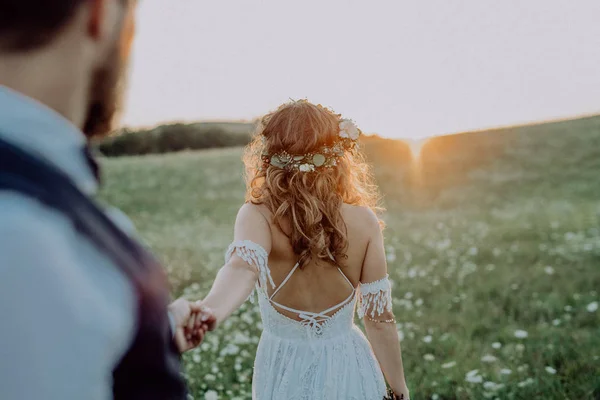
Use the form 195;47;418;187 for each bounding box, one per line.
243;100;382;267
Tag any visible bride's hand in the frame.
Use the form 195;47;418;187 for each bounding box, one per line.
169;298;208;352
189;301;218;335
387;386;410;400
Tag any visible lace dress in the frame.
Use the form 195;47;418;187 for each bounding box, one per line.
226;240;393;400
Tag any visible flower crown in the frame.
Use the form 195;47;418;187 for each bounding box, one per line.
261;119;361;172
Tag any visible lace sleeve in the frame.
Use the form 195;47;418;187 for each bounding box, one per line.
358;275;393;319
225;240;275;299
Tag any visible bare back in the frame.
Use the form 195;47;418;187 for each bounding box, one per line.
253;203;376;321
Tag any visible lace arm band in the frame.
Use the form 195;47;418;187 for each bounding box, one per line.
358;275;393;319
225;240;275;299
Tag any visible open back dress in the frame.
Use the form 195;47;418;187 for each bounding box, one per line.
226;240;393;400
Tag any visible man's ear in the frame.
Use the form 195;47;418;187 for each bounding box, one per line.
87;0;106;40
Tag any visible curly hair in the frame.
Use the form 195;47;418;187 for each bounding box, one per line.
243;100;382;268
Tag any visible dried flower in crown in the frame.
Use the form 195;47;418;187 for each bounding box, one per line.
261;118;361;172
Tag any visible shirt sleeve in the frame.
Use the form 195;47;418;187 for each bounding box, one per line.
0;221;94;398
0;196;135;400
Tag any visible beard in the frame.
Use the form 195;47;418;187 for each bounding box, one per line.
83;45;129;139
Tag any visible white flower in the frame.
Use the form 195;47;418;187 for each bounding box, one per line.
423;335;433;343
481;354;497;363
544;266;555;275
587;301;598;312
545;366;557;375
517;364;529;372
514;330;528;339
517;378;534;388
442;361;457;369
423;353;435;361
483;381;502;391
339;119;360;140
500;368;512;375
204;390;219;400
492;342;502;349
298;163;314;172
431;394;440;400
466;369;480;378
465;369;483;383
552;319;561;326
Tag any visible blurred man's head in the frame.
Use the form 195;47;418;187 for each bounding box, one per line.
0;0;137;138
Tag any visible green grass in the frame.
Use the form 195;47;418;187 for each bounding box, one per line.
100;116;600;400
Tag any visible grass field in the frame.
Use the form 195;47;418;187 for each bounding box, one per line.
100;116;600;400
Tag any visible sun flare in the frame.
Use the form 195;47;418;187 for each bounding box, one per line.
404;138;428;160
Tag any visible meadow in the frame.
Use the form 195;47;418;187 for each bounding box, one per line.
100;116;600;399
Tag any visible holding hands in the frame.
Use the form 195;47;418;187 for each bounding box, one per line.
168;298;217;353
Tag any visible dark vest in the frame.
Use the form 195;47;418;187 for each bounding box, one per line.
0;138;187;400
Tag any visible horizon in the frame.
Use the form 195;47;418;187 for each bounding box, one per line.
121;112;600;142
123;1;600;139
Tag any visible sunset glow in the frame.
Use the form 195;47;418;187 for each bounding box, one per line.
404;138;428;160
124;1;600;139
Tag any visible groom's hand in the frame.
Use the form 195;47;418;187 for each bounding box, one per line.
168;298;210;353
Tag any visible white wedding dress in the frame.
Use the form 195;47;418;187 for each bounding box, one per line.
226;240;393;400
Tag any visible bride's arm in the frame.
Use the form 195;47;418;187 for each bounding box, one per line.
199;204;271;325
360;212;409;398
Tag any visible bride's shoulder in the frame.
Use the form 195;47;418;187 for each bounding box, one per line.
236;202;272;223
341;204;380;227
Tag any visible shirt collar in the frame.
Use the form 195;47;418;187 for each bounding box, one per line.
0;85;98;195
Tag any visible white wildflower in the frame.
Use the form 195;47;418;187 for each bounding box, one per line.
204;390;219;400
442;361;457;369
481;354;497;363
424;353;435;361
483;381;502;391
517;378;534;388
552;319;561;326
423;335;433;343
587;301;598;312
465;369;483;383
492;342;502;349
517;364;529;372
500;368;512;375
514;330;528;339
545;366;557;375
544;266;555;275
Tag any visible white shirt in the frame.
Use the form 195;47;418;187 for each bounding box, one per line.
0;86;137;400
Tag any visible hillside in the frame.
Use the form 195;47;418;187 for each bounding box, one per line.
100;115;600;399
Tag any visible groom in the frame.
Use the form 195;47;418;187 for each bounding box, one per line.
0;0;214;399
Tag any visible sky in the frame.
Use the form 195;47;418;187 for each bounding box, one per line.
123;0;600;139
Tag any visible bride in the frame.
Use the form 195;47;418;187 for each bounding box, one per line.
198;100;409;399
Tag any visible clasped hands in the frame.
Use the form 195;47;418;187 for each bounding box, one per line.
168;298;217;353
